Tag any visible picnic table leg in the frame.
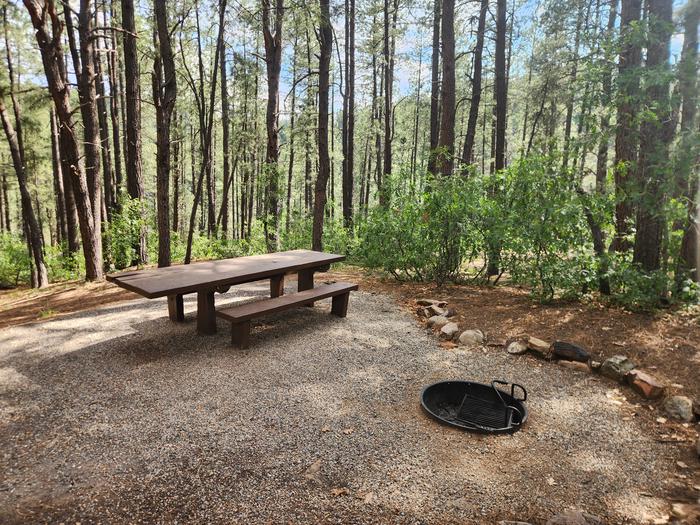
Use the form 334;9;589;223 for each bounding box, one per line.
196;289;217;335
331;293;350;317
167;294;184;322
297;269;315;306
270;274;284;297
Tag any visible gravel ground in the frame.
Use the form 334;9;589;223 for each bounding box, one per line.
0;281;686;524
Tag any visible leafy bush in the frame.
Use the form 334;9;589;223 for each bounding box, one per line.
0;233;30;287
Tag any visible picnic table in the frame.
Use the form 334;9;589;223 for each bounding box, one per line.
106;249;346;336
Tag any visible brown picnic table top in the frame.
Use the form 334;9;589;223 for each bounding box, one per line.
105;249;344;299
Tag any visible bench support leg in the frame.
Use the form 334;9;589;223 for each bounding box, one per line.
196;290;217;335
298;269;315;306
331;293;350;317
231;321;251;349
270;274;284;298
168;294;184;322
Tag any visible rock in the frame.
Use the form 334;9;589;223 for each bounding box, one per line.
440;322;460;340
546;510;603;525
506;338;529;355
416;298;447;307
600;355;636;382
303;459;324;484
445;308;456;318
693;399;700;421
527;336;553;359
558;361;590;373
427;315;449;329
663;395;694;422
626;370;666;399
552;341;590;363
417;307;431;318
590;360;602;372
458;329;485;346
427;304;448;317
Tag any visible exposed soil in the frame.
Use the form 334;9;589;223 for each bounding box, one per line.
0;266;698;524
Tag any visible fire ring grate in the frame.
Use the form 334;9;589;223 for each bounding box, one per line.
421;380;528;434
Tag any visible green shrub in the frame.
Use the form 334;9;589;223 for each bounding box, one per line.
0;233;30;287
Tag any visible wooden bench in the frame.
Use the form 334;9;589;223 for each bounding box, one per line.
216;281;358;348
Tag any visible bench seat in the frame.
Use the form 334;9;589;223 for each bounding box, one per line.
216;281;358;348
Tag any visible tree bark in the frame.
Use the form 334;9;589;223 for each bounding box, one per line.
341;0;356;229
153;0;177;267
312;0;332;251
262;0;283;252
461;0;487;169
121;0;147;264
0;96;48;287
427;0;441;176
676;0;699;282
219;32;231;237
631;0;674;271
611;0;642;252
50;109;67;248
494;0;507;173
23;0;102;280
436;0;455;176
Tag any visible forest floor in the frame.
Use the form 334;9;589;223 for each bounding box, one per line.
0;266;698;524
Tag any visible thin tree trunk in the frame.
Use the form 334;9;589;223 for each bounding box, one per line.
427;0;441;176
0;98;48;287
312;0;332;250
262;0;284;251
153;0;177;267
50;109;67;248
219;36;230;236
462;0;487;169
107;2;123;201
494;0;507;173
436;0;455;176
341;0;355;229
286;32;298;235
185;0;227;263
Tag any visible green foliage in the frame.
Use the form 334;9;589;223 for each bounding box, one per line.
354;153;698;309
106;194;148;270
0;233;30;287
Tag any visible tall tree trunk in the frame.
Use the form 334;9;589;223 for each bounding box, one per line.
23;0;102;280
461;0;487;169
561;1;585;171
312;0;332;250
2;7;46;286
93;7;115;220
153;0;177;267
341;0;355;229
172;111;181;235
611;0;642;252
631;0;674;271
676;0;700;282
122;0;147;264
107;2;123;201
262;0;283;252
50;109;67;248
427;0;441;176
286;33;298;235
219;37;231;237
380;0;398;205
436;0;455;176
78;0;103;268
0;99;48;287
494;0;507;173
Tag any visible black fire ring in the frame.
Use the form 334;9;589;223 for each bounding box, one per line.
421;380;528;434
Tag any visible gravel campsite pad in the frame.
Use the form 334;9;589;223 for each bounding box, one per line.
0;281;688;524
